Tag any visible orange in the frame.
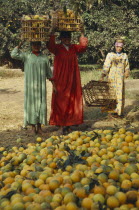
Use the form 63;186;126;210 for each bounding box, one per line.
93;185;106;195
106;185;118;195
121;180;132;190
125;135;133;142
126;191;138;203
81;197;93;209
49;180;60;191
63;192;76;204
107;196;120;208
115;192;127;204
74;187;87;198
66;202;78;210
108;170;119;181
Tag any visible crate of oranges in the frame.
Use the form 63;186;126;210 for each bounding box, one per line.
21;15;51;41
51;9;82;32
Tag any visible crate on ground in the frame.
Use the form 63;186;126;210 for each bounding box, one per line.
82;80;117;108
51;9;82;32
21;15;51;41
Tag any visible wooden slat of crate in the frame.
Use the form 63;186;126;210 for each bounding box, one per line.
52;12;82;32
21;17;51;41
82;80;117;107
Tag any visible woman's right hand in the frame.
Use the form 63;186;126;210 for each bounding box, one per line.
50;26;57;35
99;74;105;81
18;40;25;49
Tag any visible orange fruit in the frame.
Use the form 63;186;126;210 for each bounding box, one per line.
108;170;119;181
93;185;106;195
115;192;127;204
107;196;120;208
125;135;133;143
81;197;93;209
74;187;87;198
63;192;76;204
66;202;78;210
126;191;138;203
49;180;60;191
106;185;118;195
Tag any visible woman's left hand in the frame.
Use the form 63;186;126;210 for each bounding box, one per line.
52;82;57;93
125;71;130;78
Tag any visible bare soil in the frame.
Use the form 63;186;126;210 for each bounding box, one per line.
0;68;139;149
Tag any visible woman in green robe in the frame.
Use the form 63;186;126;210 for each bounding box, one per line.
11;41;55;134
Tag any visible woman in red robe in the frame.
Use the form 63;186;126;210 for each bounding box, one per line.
47;30;88;134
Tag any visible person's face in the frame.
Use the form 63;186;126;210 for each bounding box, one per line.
61;37;71;46
115;46;123;53
31;43;41;52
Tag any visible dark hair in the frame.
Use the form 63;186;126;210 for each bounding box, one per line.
31;41;41;46
59;31;71;39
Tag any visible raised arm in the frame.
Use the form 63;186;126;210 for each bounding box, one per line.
47;34;57;55
11;41;26;61
74;30;88;54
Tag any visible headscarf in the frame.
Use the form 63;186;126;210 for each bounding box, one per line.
115;39;124;47
115;42;124;47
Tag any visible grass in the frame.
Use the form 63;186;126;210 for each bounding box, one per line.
81;69;102;86
80;68;107;121
0;67;23;78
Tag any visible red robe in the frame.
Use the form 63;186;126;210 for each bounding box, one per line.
48;35;88;126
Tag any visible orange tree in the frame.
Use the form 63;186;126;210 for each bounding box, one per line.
1;0;139;68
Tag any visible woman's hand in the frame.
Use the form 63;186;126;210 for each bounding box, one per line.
125;70;130;78
18;40;25;49
51;81;57;93
99;73;106;81
50;26;57;35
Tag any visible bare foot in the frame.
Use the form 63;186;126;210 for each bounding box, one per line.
27;129;37;136
56;127;64;136
37;129;46;135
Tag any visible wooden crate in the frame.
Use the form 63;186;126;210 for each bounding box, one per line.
21;15;51;41
82;80;117;108
51;9;82;32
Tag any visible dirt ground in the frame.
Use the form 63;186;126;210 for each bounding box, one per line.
0;68;139;149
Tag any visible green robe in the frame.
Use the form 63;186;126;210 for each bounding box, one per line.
11;47;52;126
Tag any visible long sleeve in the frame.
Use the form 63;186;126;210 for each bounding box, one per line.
74;36;88;54
11;47;26;61
103;53;112;75
47;35;57;55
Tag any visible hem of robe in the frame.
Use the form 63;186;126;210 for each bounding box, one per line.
24;120;47;126
49;119;83;126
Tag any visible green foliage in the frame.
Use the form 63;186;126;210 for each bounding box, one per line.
1;0;139;68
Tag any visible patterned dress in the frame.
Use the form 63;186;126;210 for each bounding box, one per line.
11;48;52;126
102;52;130;115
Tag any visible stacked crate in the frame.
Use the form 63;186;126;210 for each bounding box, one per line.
21;15;51;41
51;9;82;32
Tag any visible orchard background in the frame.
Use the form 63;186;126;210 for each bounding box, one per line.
0;0;139;71
1;1;139;210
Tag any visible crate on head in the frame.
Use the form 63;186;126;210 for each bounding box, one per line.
51;9;82;32
21;15;51;41
82;80;117;110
